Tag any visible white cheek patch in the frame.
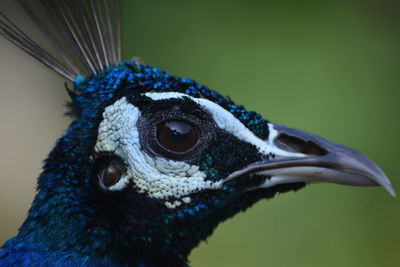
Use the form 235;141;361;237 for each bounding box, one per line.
95;97;222;208
144;92;305;159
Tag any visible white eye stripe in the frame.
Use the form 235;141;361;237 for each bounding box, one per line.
94;94;303;208
144;92;303;158
94;97;222;208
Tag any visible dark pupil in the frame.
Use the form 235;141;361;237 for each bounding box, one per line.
100;163;122;187
157;120;197;153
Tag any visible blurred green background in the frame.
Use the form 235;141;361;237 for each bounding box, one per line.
0;0;399;266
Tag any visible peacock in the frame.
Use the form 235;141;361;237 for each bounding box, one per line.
0;1;395;266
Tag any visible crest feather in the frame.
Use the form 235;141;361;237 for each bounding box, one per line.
0;0;121;81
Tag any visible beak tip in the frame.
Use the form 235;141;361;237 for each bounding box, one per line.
377;175;396;197
385;184;397;198
374;172;396;197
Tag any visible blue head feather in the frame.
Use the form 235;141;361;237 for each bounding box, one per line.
1;62;279;267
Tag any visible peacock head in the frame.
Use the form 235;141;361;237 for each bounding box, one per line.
1;1;394;264
65;61;394;255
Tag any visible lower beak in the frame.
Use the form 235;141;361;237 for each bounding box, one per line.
224;124;396;197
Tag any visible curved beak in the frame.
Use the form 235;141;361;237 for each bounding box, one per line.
224;124;396;197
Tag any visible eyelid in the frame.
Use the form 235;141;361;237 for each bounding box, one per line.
137;110;217;163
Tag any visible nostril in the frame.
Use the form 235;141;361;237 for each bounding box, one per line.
275;133;327;156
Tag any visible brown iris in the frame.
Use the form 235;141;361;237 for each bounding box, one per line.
99;162;124;187
157;120;197;153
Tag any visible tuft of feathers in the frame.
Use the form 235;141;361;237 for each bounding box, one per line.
0;0;121;81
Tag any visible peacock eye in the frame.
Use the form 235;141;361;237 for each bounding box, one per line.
100;163;123;187
137;105;217;163
157;120;198;153
94;153;127;189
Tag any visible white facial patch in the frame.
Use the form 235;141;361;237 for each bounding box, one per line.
144;92;305;159
95;97;222;208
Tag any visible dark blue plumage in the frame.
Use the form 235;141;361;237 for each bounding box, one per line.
0;2;394;267
0;63;282;266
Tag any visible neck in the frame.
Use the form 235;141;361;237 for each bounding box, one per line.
10;115;191;266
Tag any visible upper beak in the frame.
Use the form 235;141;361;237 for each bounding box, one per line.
224;124;396;197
